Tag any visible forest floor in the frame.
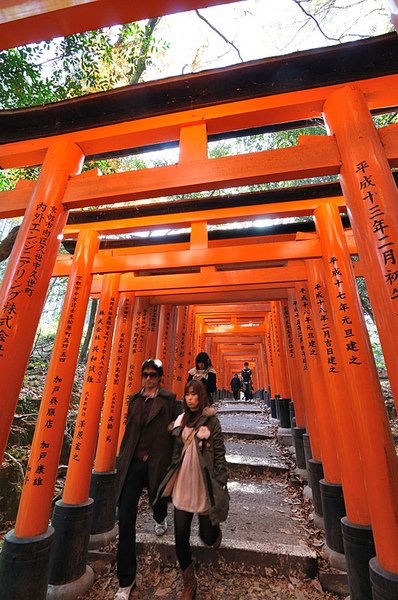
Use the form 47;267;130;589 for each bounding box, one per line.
81;439;339;599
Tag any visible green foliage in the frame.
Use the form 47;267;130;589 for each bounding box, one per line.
0;20;163;110
0;167;40;192
0;17;165;246
374;112;398;128
0;46;54;109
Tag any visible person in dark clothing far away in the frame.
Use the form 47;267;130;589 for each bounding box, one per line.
187;351;217;404
230;373;242;400
241;362;253;400
114;359;179;600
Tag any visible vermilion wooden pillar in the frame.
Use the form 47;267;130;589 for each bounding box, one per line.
183;306;195;380
62;273;120;504
272;301;292;398
314;201;398;574
287;288;322;461
280;299;306;427
95;292;135;473
216;337;224;392
155;304;176;388
324;86;398;413
306;258;375;597
166;306;177;385
14;229;99;537
145;304;159;359
173;306;189;399
48;272;119;591
118;296;150;449
195;315;205;356
306;259;369;524
269;309;284;395
295;283;340;483
209;336;216;365
264;318;276;397
260;340;269;391
0;139;84;464
90;291;135;543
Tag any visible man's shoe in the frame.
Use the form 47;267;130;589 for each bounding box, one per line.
154;517;168;536
114;580;135;600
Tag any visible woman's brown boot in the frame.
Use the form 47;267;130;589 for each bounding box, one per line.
180;563;197;599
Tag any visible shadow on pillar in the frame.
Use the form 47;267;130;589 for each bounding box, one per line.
302;433;313;500
289;401;296;429
342;518;375;600
47;499;94;600
274;394;281;420
370;557;398;600
292;426;307;477
308;458;324;530
270;397;277;419
0;527;54;600
89;471;118;550
320;480;346;571
276;397;293;446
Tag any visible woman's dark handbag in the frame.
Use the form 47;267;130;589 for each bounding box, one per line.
207;473;230;524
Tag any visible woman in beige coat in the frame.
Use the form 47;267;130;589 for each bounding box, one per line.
156;380;229;599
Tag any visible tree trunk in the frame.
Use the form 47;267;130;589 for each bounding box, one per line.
79;298;98;363
0;225;20;262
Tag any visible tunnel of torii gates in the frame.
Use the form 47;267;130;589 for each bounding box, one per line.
0;1;398;598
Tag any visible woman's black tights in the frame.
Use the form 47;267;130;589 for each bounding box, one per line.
174;507;220;571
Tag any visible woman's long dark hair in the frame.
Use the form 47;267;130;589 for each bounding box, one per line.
195;352;211;370
182;380;209;427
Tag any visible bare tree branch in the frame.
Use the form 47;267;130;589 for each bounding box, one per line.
195;9;243;63
129;17;162;84
292;0;342;42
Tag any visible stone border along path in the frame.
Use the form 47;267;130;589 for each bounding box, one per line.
84;397;331;599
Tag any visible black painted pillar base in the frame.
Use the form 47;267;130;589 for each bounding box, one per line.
270;397;277;419
308;459;324;529
320;479;346;555
90;470;117;535
0;527;54;600
292;427;307;470
277;397;291;429
302;433;313;497
275;394;281;421
341;518;375;600
369;557;398;600
303;434;313;476
89;470;118;550
48;499;94;595
277;425;293;447
289;401;296;430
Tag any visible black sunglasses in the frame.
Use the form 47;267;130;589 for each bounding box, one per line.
142;371;158;378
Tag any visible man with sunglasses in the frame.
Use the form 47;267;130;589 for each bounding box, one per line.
115;359;179;600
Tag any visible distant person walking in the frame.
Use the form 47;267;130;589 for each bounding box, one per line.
187;351;217;404
114;359;179;600
241;362;253;401
156;380;229;599
230;373;242;400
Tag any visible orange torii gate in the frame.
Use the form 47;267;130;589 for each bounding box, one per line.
0;5;397;597
192;303;269;389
